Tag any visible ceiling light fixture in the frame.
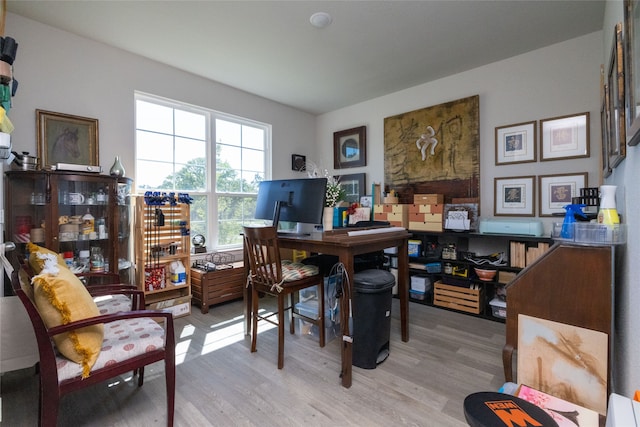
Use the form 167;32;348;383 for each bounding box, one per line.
310;12;332;29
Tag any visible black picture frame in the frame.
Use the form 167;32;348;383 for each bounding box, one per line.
291;154;306;171
333;126;366;169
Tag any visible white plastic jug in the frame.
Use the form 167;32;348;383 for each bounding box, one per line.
170;260;186;285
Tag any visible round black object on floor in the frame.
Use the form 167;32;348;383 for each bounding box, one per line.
463;392;559;427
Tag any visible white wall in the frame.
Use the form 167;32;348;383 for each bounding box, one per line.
5;13;316;181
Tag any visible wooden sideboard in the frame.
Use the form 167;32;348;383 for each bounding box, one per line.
503;243;614;386
191;261;244;314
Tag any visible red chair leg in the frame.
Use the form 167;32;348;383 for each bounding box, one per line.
138;366;145;387
165;352;175;426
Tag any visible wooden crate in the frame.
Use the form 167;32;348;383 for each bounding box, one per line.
433;280;482;314
191;262;245;314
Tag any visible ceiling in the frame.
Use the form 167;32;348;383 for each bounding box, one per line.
7;1;605;115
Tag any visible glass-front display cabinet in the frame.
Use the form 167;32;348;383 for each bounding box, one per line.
4;170;134;283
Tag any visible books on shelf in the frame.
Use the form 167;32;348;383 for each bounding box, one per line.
509;241;550;268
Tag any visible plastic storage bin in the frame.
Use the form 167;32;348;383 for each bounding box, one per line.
352;269;395;369
489;297;507;319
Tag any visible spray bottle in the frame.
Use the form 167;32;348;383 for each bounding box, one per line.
561;204;587;239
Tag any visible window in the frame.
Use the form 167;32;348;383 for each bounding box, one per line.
135;92;270;250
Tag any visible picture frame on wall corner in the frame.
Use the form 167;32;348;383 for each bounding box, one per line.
601;80;612;179
495;121;537;165
494;176;535;217
624;0;640;146
608;22;626;168
337;173;366;204
36;109;99;168
538;172;587;217
540;112;590;161
334;125;366;169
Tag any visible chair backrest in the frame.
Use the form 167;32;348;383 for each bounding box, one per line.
10;268;61;378
243;226;283;288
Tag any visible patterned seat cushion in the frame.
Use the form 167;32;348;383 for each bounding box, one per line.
56;316;165;382
281;260;318;282
94;294;133;315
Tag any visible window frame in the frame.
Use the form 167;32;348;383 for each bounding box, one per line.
134;91;271;251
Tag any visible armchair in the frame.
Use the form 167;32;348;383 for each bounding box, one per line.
11;264;176;427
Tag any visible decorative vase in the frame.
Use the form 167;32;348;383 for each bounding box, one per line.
109;156;125;177
323;207;334;231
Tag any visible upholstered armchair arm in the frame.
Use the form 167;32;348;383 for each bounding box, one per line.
47;309;174;340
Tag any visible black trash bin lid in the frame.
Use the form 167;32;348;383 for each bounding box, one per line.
353;269;395;293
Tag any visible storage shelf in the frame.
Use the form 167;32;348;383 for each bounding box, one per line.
404;229;553;322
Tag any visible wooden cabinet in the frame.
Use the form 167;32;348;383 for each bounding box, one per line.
4;170;134;283
502;243;614;384
191;261;244;314
403;231;553;321
133;195;191;317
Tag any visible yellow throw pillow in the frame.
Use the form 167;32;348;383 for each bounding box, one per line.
32;259;103;378
26;242;66;274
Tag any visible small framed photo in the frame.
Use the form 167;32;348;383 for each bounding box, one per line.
334;125;366;169
291;154;306;171
36;109;99;168
337;173;366;204
540;112;590;161
538;172;588;216
494;176;535;217
495;121;537;165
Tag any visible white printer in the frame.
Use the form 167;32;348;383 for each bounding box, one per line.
479;218;544;237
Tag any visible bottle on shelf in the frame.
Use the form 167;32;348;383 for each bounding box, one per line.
82;209;95;236
90;246;105;272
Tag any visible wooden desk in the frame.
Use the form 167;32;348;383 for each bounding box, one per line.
244;227;411;388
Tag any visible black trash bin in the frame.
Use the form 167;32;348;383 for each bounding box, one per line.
352;269;395;369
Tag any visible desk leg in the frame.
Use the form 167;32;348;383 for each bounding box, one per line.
398;239;409;342
339;252;355;388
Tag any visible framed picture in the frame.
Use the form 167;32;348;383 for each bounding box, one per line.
36;110;99;168
538;172;587;216
608;22;626;168
494;121;537;165
494;176;535;217
624;0;640;146
291;154;306;171
540;112;590;161
601;82;612;178
337;173;366;204
334;125;366;169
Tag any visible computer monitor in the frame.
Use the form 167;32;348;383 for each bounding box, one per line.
254;178;327;230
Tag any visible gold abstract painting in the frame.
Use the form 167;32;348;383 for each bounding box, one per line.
384;95;480;203
517;314;608;415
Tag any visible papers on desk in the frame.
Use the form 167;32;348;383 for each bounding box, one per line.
347;226;406;237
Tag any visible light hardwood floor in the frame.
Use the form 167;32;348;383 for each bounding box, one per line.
1;296;506;426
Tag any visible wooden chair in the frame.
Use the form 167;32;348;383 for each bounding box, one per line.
10;267;176;427
243;225;325;369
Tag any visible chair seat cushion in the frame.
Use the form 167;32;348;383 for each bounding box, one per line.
95;294;133;315
281;260;319;282
31;256;104;378
56;316;165;382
